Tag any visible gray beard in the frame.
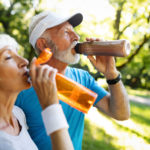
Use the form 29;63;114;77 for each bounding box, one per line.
48;40;80;65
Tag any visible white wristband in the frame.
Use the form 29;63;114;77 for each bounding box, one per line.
41;104;69;135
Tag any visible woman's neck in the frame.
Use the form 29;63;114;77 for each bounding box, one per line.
0;90;18;126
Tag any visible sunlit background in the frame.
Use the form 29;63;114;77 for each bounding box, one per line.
0;0;150;150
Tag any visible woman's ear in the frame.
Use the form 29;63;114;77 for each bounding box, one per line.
36;38;48;53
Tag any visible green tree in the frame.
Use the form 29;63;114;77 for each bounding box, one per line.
1;0;150;89
73;0;150;89
0;0;42;61
110;0;150;89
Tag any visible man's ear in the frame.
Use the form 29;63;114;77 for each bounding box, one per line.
36;38;48;52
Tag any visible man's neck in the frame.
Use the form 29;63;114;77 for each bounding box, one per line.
47;56;68;75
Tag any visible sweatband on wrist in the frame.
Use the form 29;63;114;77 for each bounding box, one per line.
41;104;69;135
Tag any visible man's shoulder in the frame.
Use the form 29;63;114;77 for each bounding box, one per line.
15;87;39;107
19;87;36;97
67;66;87;72
66;67;93;87
66;66;90;77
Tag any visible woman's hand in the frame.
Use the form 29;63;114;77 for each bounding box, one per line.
30;57;58;109
86;37;118;79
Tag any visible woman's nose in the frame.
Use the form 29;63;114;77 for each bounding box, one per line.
18;56;29;68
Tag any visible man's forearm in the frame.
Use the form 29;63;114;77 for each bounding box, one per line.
108;80;130;120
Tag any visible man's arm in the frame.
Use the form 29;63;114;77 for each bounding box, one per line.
86;38;130;121
96;80;130;120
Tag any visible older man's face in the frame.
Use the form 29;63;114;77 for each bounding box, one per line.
45;22;80;64
47;22;79;51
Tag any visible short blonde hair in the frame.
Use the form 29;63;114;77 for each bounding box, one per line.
0;34;19;51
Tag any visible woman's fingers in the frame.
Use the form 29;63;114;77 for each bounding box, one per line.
49;68;57;82
31;64;58;109
30;57;37;84
33;64;57;86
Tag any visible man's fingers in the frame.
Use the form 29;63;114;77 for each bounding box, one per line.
86;37;104;42
87;55;97;66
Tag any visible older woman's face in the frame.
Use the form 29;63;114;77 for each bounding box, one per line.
0;46;31;92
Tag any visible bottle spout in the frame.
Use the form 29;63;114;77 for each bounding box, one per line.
35;48;52;65
74;43;81;54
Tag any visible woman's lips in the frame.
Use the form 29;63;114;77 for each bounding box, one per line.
23;70;31;83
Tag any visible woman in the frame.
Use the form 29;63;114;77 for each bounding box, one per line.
0;34;73;150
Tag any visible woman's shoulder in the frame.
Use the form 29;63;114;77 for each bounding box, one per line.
0;136;15;150
13;106;28;129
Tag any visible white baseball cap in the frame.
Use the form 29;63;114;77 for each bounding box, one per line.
29;11;83;49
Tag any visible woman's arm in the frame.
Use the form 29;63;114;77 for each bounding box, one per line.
51;129;74;150
30;58;74;150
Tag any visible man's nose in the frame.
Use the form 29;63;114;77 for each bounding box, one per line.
71;31;80;42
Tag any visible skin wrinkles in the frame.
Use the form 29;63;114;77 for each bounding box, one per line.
0;46;30;133
36;20;130;121
38;22;80;65
46;22;79;51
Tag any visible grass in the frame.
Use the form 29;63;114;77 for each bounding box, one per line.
126;86;150;99
98;80;150;99
82;101;150;150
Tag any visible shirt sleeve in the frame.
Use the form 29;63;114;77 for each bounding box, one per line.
84;71;109;105
15;88;51;150
13;106;28;130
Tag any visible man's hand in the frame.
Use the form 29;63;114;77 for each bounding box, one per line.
86;37;119;79
30;57;58;109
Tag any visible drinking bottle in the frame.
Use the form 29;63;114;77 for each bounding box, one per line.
35;48;98;113
75;39;130;57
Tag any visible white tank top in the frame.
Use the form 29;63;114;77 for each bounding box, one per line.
0;106;38;150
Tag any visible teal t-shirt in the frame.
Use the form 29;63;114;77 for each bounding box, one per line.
15;67;108;150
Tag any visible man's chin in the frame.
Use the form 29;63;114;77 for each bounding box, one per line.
63;54;80;64
53;47;80;64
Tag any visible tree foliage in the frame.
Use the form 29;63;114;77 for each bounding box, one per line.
0;0;42;61
110;0;150;89
0;0;150;89
73;0;150;89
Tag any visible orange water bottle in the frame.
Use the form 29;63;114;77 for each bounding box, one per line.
35;48;97;113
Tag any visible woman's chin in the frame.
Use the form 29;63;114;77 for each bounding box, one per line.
22;80;32;90
25;82;32;89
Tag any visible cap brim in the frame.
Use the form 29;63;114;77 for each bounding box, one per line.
68;13;83;27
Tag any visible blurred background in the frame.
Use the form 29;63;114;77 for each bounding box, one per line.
0;0;150;149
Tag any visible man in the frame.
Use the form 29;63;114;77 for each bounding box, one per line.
16;11;130;150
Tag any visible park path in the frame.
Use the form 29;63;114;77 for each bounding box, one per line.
129;95;150;106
